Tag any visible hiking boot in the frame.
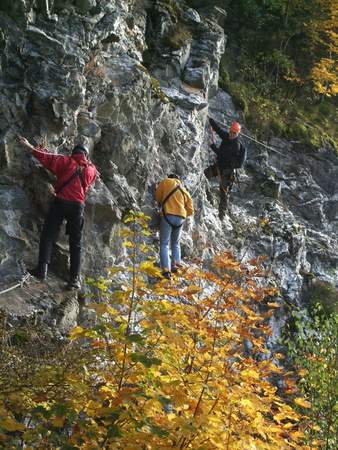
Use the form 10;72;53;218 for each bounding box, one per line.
218;209;225;221
172;262;184;273
29;263;48;281
67;276;81;290
161;271;171;280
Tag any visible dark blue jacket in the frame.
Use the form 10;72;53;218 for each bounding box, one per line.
209;118;246;169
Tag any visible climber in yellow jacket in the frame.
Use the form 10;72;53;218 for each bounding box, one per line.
155;174;194;279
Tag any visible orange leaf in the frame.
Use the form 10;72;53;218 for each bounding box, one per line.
267;302;281;308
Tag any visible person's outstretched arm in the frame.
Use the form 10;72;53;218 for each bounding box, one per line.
209;117;228;140
19;136;68;175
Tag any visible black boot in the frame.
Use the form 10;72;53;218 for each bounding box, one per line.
29;262;48;281
67;275;81;290
161;271;171;280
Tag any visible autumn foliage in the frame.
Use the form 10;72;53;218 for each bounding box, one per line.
308;0;338;97
216;0;337;149
285;304;338;449
0;212;313;448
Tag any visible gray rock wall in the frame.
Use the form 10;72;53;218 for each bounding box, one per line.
0;0;337;333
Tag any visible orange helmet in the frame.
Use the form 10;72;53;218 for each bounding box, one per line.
229;121;241;133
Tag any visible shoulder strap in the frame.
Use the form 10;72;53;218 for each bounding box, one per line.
161;184;185;230
55;164;83;195
78;167;86;191
161;184;181;210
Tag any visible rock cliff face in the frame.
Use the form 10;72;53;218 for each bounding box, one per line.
0;1;337;333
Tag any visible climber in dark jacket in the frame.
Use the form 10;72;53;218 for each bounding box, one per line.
19;137;97;289
204;118;246;219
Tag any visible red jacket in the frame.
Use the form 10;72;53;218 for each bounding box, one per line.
32;147;97;204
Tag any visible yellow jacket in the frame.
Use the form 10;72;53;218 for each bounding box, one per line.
155;178;194;218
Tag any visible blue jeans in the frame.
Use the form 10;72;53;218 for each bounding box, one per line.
160;215;184;272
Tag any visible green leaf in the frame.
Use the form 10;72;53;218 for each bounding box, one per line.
32;405;51;419
107;424;122;438
126;333;145;345
51;403;68;417
157;395;171;407
150;424;169;437
131;353;162;368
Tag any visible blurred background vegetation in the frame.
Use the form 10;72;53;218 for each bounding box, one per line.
186;0;337;150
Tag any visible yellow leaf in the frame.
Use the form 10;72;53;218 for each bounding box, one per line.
123;241;135;248
69;326;84;340
123;216;135;224
87;303;116;317
290;430;305;440
52;416;65;428
268;425;283;434
312;439;324;446
98;386;114;400
119;229;132;238
240;369;260;380
283;422;296;430
259;218;269;226
294;398;311;408
240;398;255;412
139;261;162;277
0;417;25;432
183;285;203;295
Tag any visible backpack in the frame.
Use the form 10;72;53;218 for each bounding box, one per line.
231;143;247;169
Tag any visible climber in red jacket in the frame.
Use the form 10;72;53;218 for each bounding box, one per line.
19;137;97;289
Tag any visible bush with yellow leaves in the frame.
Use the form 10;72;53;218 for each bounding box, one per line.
0;211;313;449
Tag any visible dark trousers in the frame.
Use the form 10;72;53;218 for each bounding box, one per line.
204;163;234;214
38;198;84;278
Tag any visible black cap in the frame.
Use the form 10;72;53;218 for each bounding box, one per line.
168;173;180;180
72;144;89;156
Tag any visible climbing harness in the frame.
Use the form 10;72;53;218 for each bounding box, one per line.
216;166;234;195
0;273;32;296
